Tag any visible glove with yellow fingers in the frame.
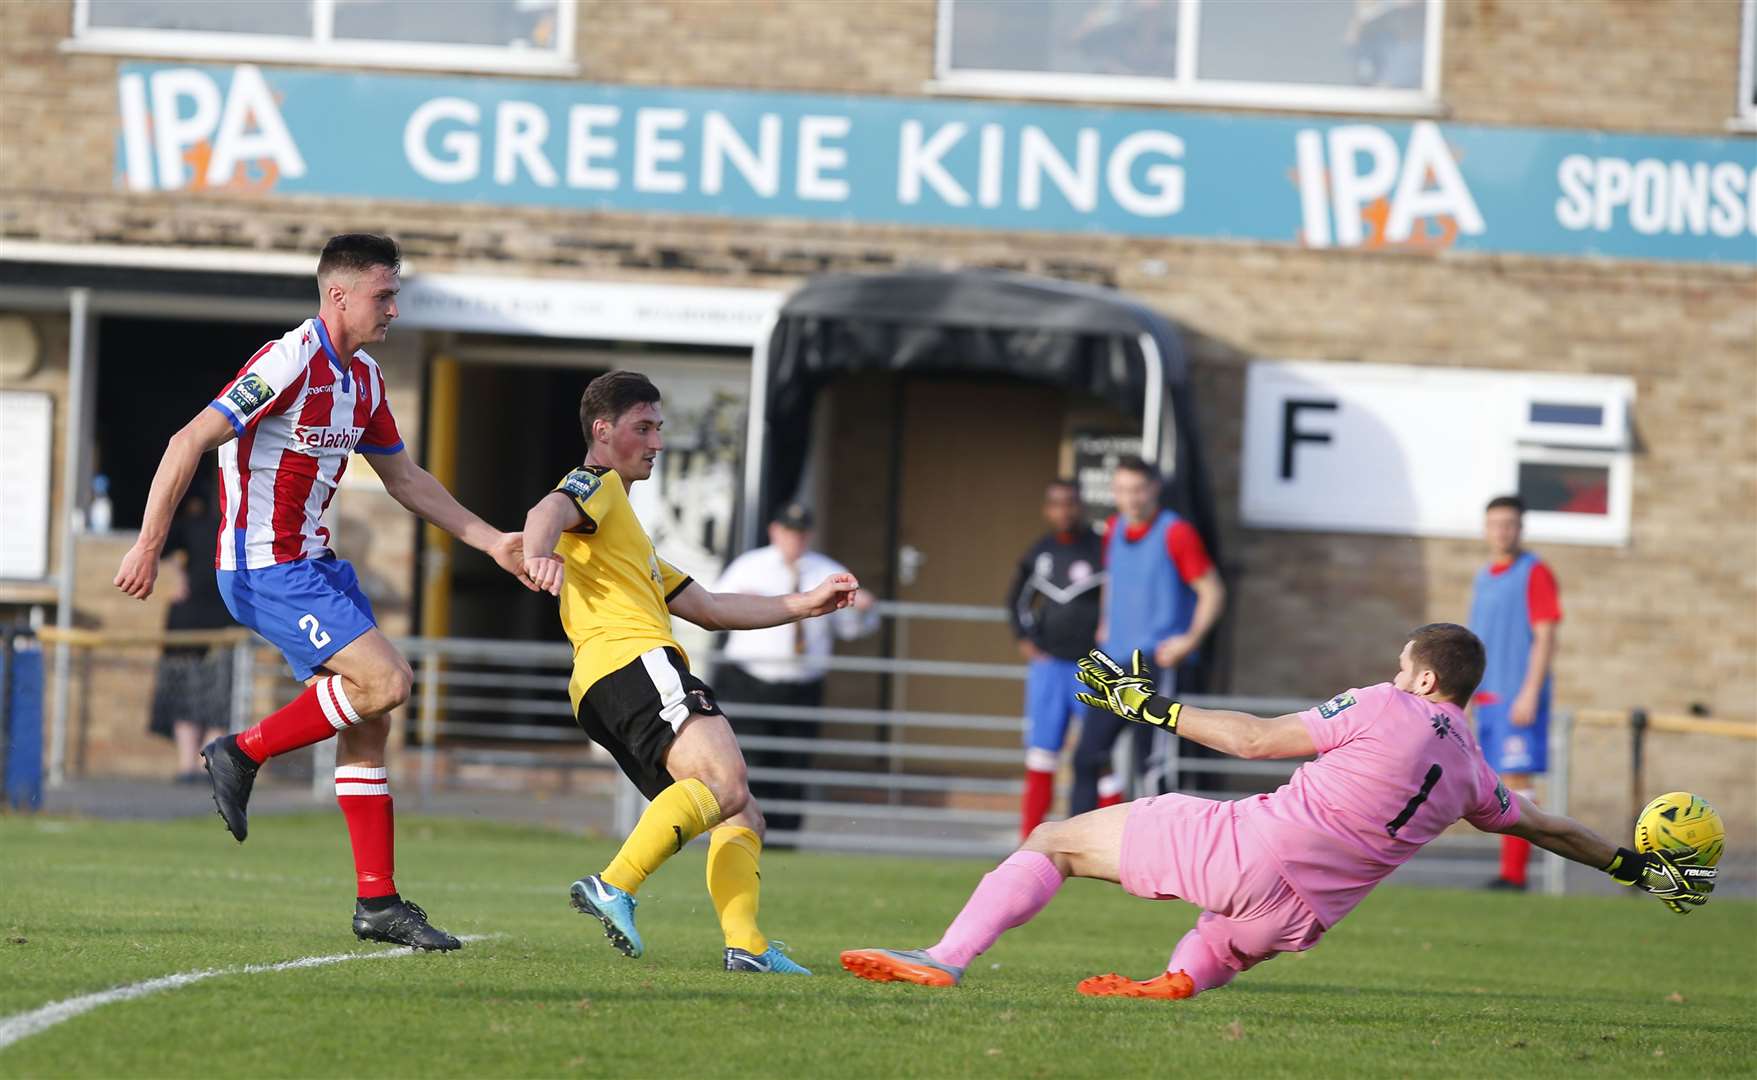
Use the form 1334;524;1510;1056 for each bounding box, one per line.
1075;648;1182;732
1604;846;1717;915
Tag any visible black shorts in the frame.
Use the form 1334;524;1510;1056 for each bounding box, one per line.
575;647;721;800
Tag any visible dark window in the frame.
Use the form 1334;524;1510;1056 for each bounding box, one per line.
94;316;287;530
1518;462;1610;516
1529;402;1605;426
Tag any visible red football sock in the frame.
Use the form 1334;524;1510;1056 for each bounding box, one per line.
236;675;361;763
1096;773;1124;809
1021;768;1055;839
1500;834;1531;886
336;766;397;899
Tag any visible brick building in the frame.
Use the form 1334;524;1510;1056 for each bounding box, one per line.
0;1;1752;808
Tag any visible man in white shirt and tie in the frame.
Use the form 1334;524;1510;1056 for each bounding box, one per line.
712;503;879;841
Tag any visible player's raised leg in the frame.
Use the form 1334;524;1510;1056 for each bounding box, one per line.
571;709;737;958
840;803;1131;987
202;560;392;841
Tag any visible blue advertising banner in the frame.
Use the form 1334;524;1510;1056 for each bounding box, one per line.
115;64;1756;266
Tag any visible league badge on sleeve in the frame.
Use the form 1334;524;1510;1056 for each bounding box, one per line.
558;467;602;504
226;373;273;416
1317;691;1357;718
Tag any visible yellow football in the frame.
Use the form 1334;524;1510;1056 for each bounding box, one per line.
1634;791;1724;867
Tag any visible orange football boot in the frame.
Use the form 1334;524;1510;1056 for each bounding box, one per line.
840;948;963;987
1076;970;1196;999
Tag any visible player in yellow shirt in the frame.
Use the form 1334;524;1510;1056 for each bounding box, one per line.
521;370;860;974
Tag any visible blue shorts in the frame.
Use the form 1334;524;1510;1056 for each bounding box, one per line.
1024;656;1085;754
1475;702;1548;774
217;557;378;681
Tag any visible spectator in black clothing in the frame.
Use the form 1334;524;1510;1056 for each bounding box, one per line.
1006;479;1106;839
148;478;236;782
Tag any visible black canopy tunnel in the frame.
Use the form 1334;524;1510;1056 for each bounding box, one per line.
737;269;1221;567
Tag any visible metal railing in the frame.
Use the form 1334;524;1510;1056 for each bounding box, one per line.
390;605;1596;891
36;624;267;750
392;603;1348;860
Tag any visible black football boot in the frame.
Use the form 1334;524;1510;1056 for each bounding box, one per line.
352;897;463;952
200;735;259;842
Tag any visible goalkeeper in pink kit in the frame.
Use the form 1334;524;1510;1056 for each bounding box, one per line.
841;623;1715;998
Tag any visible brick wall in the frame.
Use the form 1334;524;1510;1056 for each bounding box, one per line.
1442;0;1749;134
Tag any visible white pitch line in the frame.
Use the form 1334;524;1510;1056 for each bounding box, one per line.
0;935;492;1052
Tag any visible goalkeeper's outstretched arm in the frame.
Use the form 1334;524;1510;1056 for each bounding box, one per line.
1490;793;1716;912
1074;648;1316;759
1166;705;1317;761
1493;793;1615;867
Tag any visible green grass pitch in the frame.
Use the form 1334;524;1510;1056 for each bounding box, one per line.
2;814;1753;1078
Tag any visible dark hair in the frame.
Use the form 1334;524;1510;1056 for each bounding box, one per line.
317;233;401;281
1114;455;1159;482
580;370;661;440
1406;623;1486;706
1485;494;1526;514
1046;478;1080;496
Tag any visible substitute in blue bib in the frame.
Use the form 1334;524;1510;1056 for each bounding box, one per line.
1467;494;1562;891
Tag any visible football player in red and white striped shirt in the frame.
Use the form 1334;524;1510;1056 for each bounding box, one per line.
116;234;538;950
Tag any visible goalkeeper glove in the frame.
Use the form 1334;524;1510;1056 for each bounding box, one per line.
1076;649;1182;732
1604;847;1717;915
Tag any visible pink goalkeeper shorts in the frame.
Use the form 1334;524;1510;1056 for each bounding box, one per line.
1119;793;1325;972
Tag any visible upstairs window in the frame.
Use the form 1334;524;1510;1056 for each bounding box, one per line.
938;0;1442;113
72;0;575;74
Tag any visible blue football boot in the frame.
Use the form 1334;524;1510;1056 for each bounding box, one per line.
569;874;643;958
724;941;812;974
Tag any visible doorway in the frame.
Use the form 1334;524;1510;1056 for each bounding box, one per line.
94;315;289;529
441;360;599;646
820;373;1126;768
436;350;752;649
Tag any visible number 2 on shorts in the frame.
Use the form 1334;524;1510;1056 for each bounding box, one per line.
299;613;332;649
1385;763;1442;837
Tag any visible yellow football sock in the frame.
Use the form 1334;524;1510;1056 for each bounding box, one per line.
706;825;767;954
601;779;722;894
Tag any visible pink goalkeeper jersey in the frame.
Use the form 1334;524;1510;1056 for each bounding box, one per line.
1234;682;1520;928
208;317;403;571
